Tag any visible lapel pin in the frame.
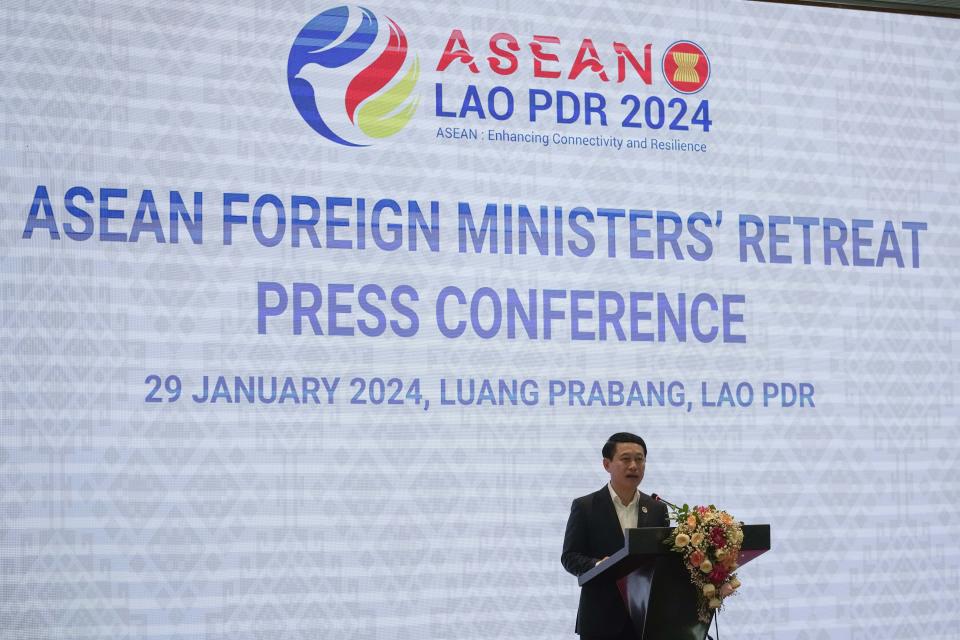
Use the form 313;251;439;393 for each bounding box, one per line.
642;506;648;513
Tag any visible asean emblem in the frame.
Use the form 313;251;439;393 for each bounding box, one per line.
662;41;710;94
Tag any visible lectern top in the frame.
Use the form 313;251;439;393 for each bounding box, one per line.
579;524;770;586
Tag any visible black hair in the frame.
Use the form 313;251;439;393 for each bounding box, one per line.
602;432;648;459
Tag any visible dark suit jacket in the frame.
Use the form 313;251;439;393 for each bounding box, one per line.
561;486;669;637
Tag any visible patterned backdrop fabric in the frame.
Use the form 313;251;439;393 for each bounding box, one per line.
1;1;958;639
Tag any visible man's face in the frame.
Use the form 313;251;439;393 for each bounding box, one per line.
603;442;646;491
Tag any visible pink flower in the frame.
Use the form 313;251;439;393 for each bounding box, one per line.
710;527;727;547
709;566;730;584
689;550;705;567
720;583;734;597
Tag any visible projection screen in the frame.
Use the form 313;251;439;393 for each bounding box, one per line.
2;1;958;638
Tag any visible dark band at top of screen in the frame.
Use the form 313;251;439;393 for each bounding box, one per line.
748;0;960;18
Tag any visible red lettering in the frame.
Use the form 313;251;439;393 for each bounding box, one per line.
487;32;520;75
438;31;656;85
437;29;479;73
568;38;609;81
529;35;561;79
613;42;652;84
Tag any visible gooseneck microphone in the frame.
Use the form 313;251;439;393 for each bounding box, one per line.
650;493;680;511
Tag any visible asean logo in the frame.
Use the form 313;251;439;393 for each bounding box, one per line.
287;5;420;147
662;41;710;94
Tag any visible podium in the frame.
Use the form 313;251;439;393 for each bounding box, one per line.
578;525;770;640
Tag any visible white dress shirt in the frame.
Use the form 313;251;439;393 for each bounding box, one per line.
607;482;640;531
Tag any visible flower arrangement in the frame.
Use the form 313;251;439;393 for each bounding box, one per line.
664;504;744;623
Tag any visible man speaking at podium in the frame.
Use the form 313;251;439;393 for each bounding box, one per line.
561;433;669;640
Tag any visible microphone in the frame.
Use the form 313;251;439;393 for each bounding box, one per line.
650;493;680;511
